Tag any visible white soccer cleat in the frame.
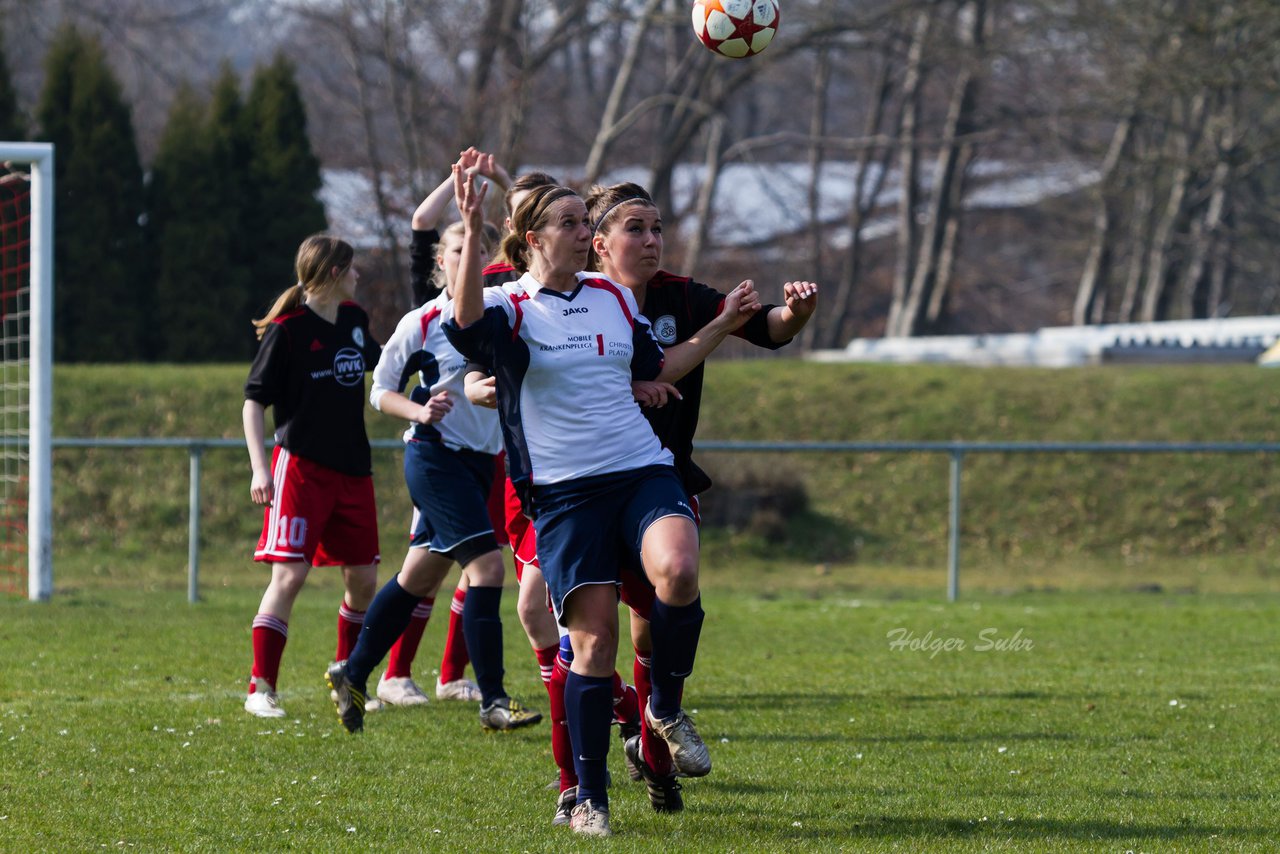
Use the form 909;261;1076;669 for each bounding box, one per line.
376;675;431;707
569;799;612;837
645;704;711;777
244;678;286;718
435;677;482;702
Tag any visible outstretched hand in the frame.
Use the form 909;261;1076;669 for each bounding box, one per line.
458;147;512;190
453;162;489;229
782;280;819;321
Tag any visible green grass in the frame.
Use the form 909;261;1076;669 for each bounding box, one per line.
7;360;1280;848
3;582;1280;850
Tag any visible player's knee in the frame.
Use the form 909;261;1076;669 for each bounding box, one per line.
270;563;309;599
463;550;504;586
651;552;700;604
573;629;619;676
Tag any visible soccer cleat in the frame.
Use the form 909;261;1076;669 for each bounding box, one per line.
614;682;642;744
479;696;543;731
625;735;684;813
244;678;286;718
552;785;578;827
325;660;367;734
569;799;611;837
435;677;483;702
622;735;644;782
645;704;711;777
376;675;431;707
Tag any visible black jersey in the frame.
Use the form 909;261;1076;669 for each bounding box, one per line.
244;301;383;476
641;270;787;495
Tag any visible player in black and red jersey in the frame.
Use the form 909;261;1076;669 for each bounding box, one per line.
241;234;384;718
583;182;818;811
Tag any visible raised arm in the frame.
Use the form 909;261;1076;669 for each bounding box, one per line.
411;174;458;231
653;280;762;384
451;164;490;328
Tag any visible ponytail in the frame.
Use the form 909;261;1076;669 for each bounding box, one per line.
253;234;355;339
253;284;304;340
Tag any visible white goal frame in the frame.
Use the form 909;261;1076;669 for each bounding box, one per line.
0;142;53;601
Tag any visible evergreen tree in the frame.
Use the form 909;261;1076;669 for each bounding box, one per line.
0;27;23;141
36;26;146;362
242;54;327;322
149;82;235;361
207;63;257;360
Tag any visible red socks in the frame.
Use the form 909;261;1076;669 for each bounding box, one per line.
386;598;434;679
335;602;366;663
439;587;470;683
549;653;577;791
250;613;288;692
635;648;674;776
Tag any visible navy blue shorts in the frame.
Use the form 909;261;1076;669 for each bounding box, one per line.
404;440;500;564
531;464;696;624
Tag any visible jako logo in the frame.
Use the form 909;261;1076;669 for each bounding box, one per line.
563;307;589;316
333;347;365;386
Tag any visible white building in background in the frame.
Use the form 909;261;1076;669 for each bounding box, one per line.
808;316;1280;368
319;159;1099;251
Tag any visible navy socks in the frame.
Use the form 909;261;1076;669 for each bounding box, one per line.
564;671;613;805
463;585;506;706
648;594;704;720
346;576;420;689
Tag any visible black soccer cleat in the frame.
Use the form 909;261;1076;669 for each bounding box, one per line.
624;734;684;813
325;660;367;734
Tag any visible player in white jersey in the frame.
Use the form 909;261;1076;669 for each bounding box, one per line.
444;173;722;837
325;217;541;735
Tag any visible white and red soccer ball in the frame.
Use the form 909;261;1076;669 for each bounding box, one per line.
692;0;780;59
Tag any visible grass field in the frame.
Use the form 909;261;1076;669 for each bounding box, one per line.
4;576;1280;851
5;360;1280;849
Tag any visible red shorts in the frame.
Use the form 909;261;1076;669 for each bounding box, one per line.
255;447;380;567
487;452;509;547
503;475;538;581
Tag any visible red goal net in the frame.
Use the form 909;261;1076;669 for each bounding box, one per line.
0;169;32;596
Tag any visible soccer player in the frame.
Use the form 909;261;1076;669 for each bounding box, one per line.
464;195;759;824
242;235;383;719
584;181;818;811
325;191;541;735
444;173;738;837
361;149;515;708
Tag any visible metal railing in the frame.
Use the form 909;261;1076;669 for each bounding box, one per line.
49;437;1280;603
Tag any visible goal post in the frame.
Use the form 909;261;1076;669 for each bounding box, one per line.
0;142;53;601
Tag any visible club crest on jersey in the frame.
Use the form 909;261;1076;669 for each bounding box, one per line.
352;327;365;347
653;314;678;344
333;347;365;386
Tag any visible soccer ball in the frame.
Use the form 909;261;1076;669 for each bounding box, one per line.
692;0;780;59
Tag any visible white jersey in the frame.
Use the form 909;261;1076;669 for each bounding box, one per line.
371;290;502;454
442;271;673;490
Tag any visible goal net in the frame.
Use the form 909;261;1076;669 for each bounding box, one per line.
0;143;53;600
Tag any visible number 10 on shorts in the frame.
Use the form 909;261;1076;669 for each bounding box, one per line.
274;515;308;549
